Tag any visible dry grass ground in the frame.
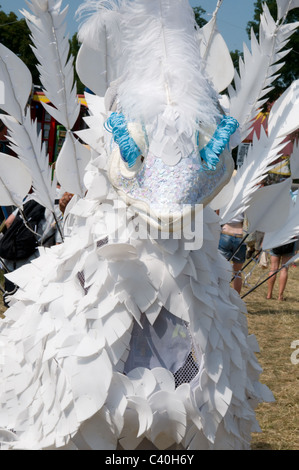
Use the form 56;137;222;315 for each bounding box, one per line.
0;258;298;450
242;257;299;450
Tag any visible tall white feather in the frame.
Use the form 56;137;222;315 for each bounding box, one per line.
21;0;89;197
220;80;299;224
76;2;122;97
228;3;299;144
21;0;80;130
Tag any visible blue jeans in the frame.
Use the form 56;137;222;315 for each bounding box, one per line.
218;233;246;264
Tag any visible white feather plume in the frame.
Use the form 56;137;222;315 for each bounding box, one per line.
116;0;220;129
228;3;299;144
76;1;122;97
220;80;299;224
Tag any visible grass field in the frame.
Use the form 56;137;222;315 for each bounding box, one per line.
243;258;299;450
0;257;298;450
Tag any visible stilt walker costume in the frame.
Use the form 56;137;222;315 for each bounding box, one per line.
0;0;298;450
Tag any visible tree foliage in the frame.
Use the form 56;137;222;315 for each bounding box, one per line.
193;6;207;28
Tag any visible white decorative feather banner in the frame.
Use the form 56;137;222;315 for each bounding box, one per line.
22;0;89;197
228;3;299;144
277;0;299;20
21;0;80;130
220;80;299;224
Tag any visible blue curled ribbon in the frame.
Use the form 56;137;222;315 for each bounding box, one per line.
104;112;141;168
200;115;239;170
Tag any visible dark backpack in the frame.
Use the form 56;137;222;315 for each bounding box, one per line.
0;200;45;262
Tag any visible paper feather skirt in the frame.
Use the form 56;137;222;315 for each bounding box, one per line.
0;189;274;450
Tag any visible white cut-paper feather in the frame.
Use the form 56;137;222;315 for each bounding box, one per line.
197;4;234;93
75;93;106;154
0;153;32;207
228;3;299;144
55;131;91;197
1;113;57;212
277;0;299;20
21;0;80;130
220;81;299;223
21;1;90;197
262;195;299;250
0;44;32;123
268;79;299;137
245;178;292;233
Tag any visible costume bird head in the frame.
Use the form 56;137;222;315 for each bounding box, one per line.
77;0;238;230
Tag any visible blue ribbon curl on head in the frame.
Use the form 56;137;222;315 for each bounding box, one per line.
200;115;239;170
105;112;141;168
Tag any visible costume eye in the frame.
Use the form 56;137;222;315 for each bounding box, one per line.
197;116;239;171
105;113;147;169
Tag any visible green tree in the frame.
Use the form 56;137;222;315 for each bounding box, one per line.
68;33;85;94
247;0;299;101
0;9;40;84
193;6;207;28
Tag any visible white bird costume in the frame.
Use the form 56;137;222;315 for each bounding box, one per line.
0;0;298;451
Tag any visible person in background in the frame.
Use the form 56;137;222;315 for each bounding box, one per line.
218;213;246;294
266;241;296;301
